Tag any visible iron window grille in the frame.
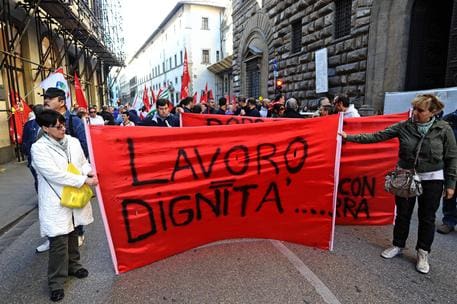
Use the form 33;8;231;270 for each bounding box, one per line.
334;0;352;39
291;20;302;53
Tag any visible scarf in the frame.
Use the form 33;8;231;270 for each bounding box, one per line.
416;116;435;136
44;133;70;160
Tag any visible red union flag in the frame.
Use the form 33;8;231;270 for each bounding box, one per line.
180;48;190;99
88;115;341;273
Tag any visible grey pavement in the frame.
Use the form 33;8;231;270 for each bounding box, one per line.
0;160;456;303
0;161;37;233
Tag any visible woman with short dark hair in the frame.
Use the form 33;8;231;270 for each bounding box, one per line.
32;109;98;301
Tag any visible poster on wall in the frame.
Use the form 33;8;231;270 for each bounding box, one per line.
315;48;328;94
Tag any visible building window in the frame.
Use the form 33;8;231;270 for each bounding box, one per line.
163;62;165;72
334;0;352;38
291;20;302;53
169;58;172;69
174;54;177;67
202;17;209;30
180;50;183;64
216;50;220;62
202;49;210;64
175;77;178;84
246;59;260;99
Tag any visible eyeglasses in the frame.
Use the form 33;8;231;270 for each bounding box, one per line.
49;124;66;130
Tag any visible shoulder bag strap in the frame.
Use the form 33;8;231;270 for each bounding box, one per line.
42;176;62;200
413;135;426;170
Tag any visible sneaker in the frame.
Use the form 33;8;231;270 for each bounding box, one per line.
437;224;454;234
416;248;430;274
36;239;50;253
381;246;402;259
78;235;84;247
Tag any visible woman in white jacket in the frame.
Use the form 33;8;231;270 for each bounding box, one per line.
31;109;98;302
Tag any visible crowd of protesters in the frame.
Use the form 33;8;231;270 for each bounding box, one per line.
16;87;428;133
66;92;361;130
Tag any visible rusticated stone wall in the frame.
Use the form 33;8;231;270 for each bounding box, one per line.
233;0;374;109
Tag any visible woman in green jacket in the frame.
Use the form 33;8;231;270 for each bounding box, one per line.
339;94;457;274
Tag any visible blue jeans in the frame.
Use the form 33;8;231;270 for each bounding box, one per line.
442;190;457;227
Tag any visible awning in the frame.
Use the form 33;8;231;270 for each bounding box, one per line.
208;55;233;74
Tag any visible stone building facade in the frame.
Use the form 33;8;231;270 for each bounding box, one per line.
232;0;457;113
0;0;124;163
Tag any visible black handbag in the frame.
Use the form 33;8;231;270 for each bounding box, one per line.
384;135;425;198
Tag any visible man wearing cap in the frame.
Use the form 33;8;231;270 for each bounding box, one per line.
35;87;89;253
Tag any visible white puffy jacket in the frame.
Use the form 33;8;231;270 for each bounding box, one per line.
31;135;94;238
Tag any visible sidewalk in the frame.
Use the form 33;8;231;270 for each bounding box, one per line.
0;161;37;233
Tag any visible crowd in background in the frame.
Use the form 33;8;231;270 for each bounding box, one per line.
68;92;361;129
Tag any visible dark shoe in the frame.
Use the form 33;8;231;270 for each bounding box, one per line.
437;224;454;234
70;268;89;278
50;289;64;302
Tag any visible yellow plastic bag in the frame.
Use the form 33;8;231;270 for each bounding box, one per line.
60;163;93;209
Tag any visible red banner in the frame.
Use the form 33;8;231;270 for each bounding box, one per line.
181;112;408;225
89;115;341;273
336;112;408;224
181;112;284;126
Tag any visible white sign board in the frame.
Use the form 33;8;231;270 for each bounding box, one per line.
315;48;328;93
384;87;457;116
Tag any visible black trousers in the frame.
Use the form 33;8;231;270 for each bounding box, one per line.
48;229;83;291
392;180;443;252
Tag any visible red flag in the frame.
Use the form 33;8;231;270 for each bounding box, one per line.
8;91;31;144
142;85;151;112
150;87;156;104
200;83;208;104
74;72;88;110
192;92;198;104
180;48;190;99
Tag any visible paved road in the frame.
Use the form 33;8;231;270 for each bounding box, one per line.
0;195;456;303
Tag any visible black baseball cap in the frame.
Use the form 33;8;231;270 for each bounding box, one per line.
43;87;66;99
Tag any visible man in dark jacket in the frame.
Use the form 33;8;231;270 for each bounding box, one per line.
437;108;457;234
139;99;180;127
215;97;227;115
99;105;115;125
22;104;44;192
284;98;303;118
244;98;261;117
